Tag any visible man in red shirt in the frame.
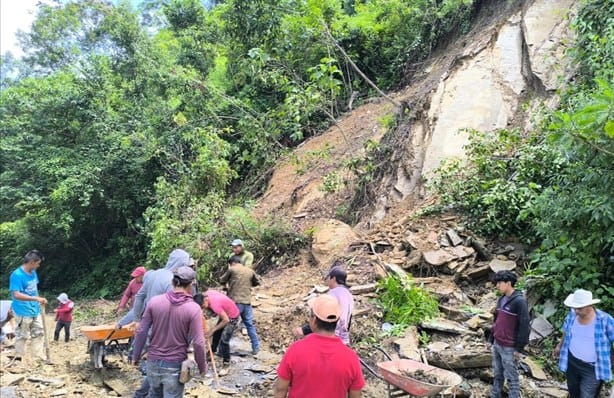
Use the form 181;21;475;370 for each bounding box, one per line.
117;266;146;315
275;294;365;398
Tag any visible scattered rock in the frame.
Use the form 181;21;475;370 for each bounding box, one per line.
529;317;554;340
488;258;516;272
439;305;472;322
349;283;377;295
541;387;569;398
423;249;454;266
465;315;483;330
426;341;450;353
0;374;25;387
383;262;409;280
393;326;421;361
426;347;492;369
400;250;423;270
310;219;360;266
50;388;69;396
464;263;491;279
522;357;548;380
420;318;477;335
27;376;64;387
104;379;131;396
446;229;463;246
468;237;492;261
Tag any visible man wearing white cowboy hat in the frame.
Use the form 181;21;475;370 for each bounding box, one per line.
553;289;614;398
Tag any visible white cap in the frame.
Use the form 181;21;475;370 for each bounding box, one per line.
57;293;69;304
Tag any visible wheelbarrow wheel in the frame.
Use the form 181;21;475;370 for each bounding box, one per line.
89;341;105;369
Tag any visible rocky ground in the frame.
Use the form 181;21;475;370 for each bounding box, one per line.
4;214;606;398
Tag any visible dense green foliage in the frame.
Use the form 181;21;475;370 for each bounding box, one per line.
430;0;614;314
376;275;439;327
1;0;474;297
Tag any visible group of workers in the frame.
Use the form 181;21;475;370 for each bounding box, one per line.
4;247;614;398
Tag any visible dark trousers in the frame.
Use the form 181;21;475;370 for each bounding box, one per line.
211;318;238;362
54;320;71;342
566;352;603;398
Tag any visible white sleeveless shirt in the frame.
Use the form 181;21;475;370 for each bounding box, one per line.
569;317;597;363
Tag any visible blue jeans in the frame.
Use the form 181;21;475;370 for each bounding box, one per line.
237;303;259;352
134;362;149;398
491;342;519;398
146;359;184;398
566;352;603;398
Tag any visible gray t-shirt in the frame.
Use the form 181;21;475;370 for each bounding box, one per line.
0;300;11;322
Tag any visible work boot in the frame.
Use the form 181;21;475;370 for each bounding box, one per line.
218;361;230;376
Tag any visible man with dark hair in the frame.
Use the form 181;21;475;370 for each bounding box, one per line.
219;255;261;354
202;289;240;367
293;265;354;345
489;270;530;398
230;239;254;268
118;249;191;398
132;266;207;398
275;294;365;398
9;250;48;364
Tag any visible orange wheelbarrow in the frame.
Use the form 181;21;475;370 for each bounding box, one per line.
81;324;134;369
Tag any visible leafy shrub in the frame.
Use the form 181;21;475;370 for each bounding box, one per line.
429;128;565;241
321;170;344;194
376;275;439;327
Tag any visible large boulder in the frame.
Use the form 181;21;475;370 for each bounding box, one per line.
310;219;360;266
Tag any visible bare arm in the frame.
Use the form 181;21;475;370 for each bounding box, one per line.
553;332;565;358
207;310;230;336
274;378;290;398
348;390;362;398
12;291;47;305
118;282;133;311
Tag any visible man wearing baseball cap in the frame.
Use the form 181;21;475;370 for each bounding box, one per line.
293;264;354;345
230;239;254;268
132;266;207;397
117;266;147;315
553;289;614;398
275;294;364;398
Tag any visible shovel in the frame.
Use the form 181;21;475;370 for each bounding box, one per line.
202;316;221;389
39;303;52;363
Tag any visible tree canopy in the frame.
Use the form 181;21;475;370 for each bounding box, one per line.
1;0;474;296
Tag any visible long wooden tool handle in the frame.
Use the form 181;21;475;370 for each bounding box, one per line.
203;317;220;389
39;303;51;362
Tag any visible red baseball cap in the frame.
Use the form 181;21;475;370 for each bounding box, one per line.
131;266;146;277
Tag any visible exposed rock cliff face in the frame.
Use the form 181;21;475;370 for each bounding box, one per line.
255;0;578;230
375;0;577;219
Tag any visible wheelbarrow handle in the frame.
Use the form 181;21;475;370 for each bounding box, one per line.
358;346;394;382
373;345;393;361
